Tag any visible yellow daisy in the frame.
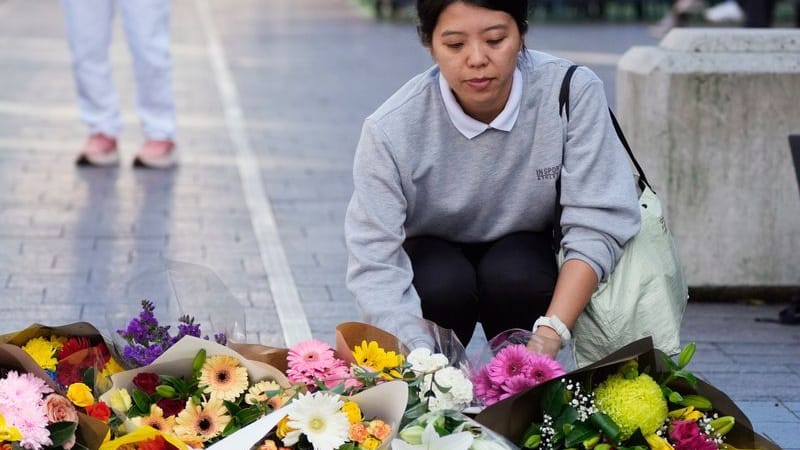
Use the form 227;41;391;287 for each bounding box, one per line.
174;398;231;442
353;341;401;372
198;355;249;402
130;405;176;435
352;341;404;379
244;380;282;405
21;337;58;371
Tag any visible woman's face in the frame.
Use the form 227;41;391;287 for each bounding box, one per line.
429;1;522;124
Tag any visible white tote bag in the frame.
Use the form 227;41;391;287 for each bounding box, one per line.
557;65;689;367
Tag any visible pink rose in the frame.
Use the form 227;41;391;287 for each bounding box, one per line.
44;393;79;423
669;420;700;442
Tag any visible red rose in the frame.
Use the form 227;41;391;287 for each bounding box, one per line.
156;398;185;418
85;401;112;422
133;372;160;395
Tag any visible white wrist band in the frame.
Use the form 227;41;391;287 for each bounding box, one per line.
532;315;572;347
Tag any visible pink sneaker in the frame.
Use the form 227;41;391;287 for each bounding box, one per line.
133;139;177;169
75;133;119;167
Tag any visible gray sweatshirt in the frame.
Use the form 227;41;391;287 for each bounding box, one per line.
345;51;641;344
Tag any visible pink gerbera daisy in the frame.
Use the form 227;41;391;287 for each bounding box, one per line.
287;339;337;372
486;345;533;384
527;353;566;384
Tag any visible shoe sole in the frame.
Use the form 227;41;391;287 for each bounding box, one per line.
75;152;120;167
133;153;178;169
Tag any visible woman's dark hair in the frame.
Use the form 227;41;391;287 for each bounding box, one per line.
416;0;529;46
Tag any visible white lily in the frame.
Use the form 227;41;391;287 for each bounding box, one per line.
392;421;474;450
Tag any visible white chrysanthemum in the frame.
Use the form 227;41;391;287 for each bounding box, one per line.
285;392;349;450
407;348;449;373
419;367;473;411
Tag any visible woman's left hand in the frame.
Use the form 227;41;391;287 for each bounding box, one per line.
526;329;561;358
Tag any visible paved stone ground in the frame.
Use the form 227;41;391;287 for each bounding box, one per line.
0;0;797;447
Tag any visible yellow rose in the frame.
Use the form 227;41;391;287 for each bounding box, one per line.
341;401;362;424
66;383;95;407
107;389;132;414
362;437;382;450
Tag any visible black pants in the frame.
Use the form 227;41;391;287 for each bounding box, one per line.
739;0;777;27
404;231;558;346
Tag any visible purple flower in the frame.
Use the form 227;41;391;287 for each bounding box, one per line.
116;300;227;367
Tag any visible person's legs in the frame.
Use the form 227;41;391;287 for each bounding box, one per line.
404;237;479;346
119;0;176;142
61;0;121;139
475;231;558;342
740;0;776;27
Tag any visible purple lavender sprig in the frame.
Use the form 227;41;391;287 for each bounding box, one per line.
116;300;228;367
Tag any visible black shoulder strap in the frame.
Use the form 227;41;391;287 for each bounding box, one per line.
553;65;652;251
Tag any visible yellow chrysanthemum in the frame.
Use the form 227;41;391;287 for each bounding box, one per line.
340;401;362;424
0;412;22;442
198;355;249;401
174;398;231;442
594;372;668;440
49;335;67;350
101;357;125;377
130;405;176;435
352;341;404;374
21;337;58;371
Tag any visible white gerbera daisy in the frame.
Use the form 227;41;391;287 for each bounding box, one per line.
285;392;349;450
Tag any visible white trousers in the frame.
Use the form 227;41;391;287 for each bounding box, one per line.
61;0;176;140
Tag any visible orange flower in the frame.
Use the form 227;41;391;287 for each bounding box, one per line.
367;419;392;441
348;422;368;443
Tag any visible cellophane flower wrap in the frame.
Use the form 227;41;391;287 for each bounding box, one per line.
107;261;247;370
332;320;475;427
0;324;118;450
247;380;408;450
474;337;782;450
99;336;294;449
392;409;520;450
471;329;566;408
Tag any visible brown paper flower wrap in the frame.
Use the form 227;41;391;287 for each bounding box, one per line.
0;342;109;450
0;322;119;450
474;337;781;450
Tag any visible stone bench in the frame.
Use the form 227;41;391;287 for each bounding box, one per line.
616;29;800;290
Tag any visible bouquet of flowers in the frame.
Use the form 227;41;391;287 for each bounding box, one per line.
248;380;408;450
0;343;90;450
100;336;293;449
0;324;119;449
392;410;520;450
470;329;566;408
474;338;782;450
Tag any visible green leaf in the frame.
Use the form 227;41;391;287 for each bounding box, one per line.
677;342;696;368
236;406;265;426
47;421;78;446
564;422;597;448
82;367;96;389
131;389;152;413
553;405;578;432
541;381;566;417
590;413;621;444
669;391;684;403
522;433;542;449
